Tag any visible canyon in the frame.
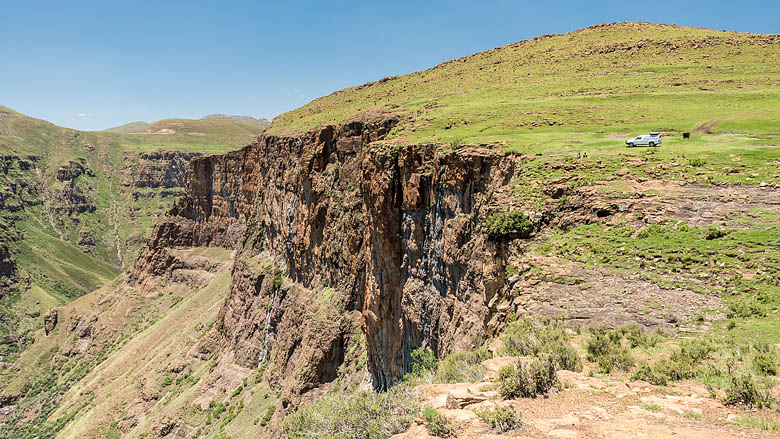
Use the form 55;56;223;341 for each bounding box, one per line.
1;22;780;439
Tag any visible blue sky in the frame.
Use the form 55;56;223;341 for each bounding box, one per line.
1;0;777;131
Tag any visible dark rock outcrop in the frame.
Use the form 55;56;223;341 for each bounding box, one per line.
43;308;58;335
0;243;17;296
133;117;519;397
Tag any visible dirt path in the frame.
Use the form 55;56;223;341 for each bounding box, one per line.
693;114;748;134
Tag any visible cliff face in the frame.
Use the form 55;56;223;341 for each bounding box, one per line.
121;150;202;194
0;243;17;296
134;117;525;399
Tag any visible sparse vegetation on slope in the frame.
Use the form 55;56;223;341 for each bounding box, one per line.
0;106;266;357
282;383;421;439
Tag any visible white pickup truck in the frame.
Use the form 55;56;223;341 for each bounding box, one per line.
626;132;662;147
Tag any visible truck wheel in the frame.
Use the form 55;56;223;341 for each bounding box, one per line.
628;143;634;147
649;142;655;147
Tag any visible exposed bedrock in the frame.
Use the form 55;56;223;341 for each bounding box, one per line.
133;117;560;396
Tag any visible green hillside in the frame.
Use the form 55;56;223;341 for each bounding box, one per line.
202;113;271;127
0;107;266;358
270;22;780;144
103;121;150;133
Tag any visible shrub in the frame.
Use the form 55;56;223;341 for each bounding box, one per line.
688;158;706;167
585;330;634;373
282;383;421;439
477;406;523;433
636;224;665;239
632;361;670;386
422;408;453;437
485;211;533;239
409;348;438;379
436;348;490;383
725;295;767;318
753;346;779;376
704;226;728;240
722;374;775;409
623;325;664;348
631;341;712;385
499;317;582;372
260;405;275;427
496;356;560;399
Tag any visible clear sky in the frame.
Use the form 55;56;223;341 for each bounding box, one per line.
1;0;777;131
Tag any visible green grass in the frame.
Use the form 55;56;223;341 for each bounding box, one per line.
0;105;266;356
282;382;421;439
269;23;780;144
732;415;780;432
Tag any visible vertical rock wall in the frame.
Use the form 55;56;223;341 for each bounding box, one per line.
134;118;518;394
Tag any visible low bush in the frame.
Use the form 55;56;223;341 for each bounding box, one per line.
282;383;421;439
496;355;560;399
725;295;767;318
704;226;728;240
631;341;713;385
477;406;524;434
722;374;776;409
485;211;533;239
753;345;778;376
436;348;490;383
260;405;275;427
422;408;453;438
499;317;582;372
409;348;438;379
585;329;634;373
622;324;664;348
632;361;671;386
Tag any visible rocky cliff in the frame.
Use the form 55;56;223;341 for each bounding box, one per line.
134;117;565;403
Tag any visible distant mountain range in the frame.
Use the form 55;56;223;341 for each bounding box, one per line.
106;114;270;133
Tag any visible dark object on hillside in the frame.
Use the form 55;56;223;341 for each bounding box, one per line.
683;132;690;139
44;308;58;335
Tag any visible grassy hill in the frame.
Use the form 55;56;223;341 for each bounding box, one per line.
104;120;151;133
270;22;780;143
2;22;780;439
0;107;266;358
202;113;271;127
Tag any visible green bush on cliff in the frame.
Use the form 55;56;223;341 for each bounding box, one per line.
485;211;533;239
282;382;420;439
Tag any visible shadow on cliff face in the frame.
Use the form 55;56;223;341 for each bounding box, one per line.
129;117;617;431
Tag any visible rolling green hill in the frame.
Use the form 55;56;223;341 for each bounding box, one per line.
270;22;780;144
202;113;271;126
2;22;780;439
0;107;266;358
103;120;151;133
